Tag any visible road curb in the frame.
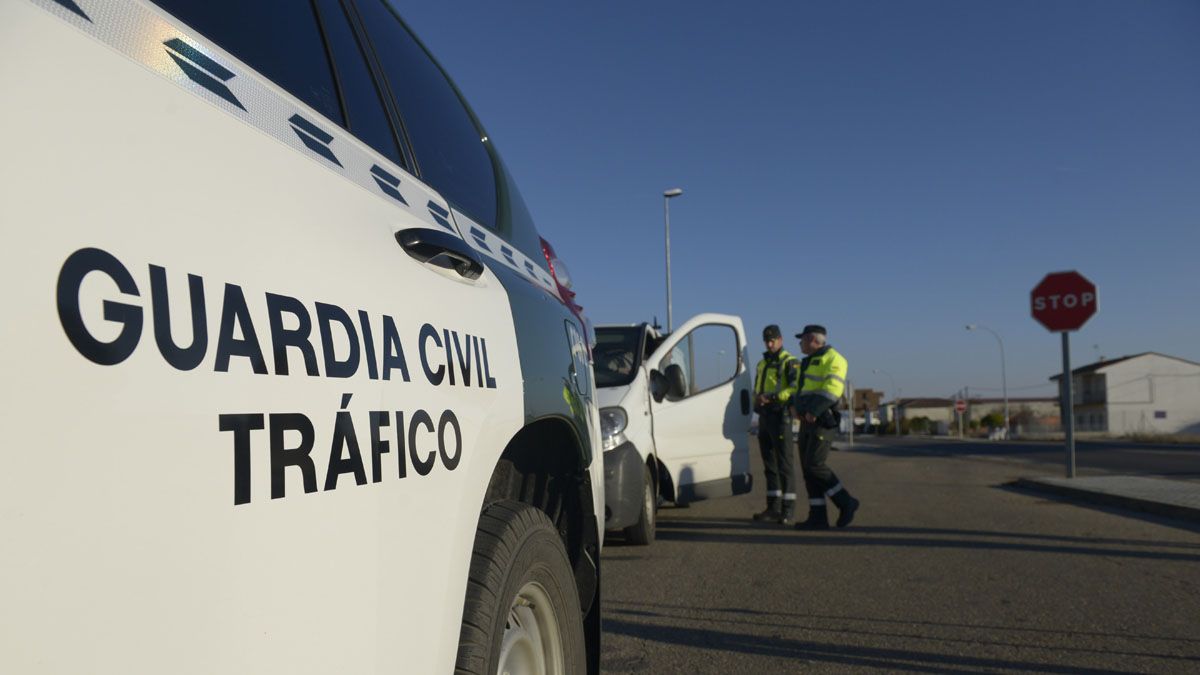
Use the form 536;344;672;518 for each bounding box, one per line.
1014;476;1200;523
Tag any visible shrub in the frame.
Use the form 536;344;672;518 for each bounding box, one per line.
980;412;1005;429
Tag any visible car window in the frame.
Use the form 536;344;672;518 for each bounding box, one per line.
312;0;402;166
355;0;498;229
660;324;738;398
153;0;343;125
594;327;643;388
690;324;738;393
493;157;533;243
659;341;692;400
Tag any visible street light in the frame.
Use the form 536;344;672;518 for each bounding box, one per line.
663;188;683;331
872;368;901;435
965;324;1009;439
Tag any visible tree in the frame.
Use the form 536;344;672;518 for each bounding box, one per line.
908;416;932;434
980;412;1005;430
1012;405;1037;427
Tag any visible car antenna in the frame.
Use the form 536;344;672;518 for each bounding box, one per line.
651;316;661;330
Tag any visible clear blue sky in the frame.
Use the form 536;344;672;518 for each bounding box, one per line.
399;0;1200;400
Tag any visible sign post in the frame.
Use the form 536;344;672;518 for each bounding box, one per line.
1031;271;1098;478
955;398;966;438
1061;333;1073;476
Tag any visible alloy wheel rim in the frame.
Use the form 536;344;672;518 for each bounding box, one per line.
497;580;564;675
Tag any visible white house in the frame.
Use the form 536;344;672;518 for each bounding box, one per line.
1050;352;1200;435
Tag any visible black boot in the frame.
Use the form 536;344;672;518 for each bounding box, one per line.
778;499;796;526
752;496;781;522
830;488;860;528
794;505;829;530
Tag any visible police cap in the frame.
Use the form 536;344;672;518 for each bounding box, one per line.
762;325;782;341
795;324;827;338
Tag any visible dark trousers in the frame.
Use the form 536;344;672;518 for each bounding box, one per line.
798;421;842;505
757;407;796;500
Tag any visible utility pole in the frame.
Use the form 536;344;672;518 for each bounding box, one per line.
958;388;964;439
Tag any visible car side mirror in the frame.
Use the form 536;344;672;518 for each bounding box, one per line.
663;363;687;401
649;369;669;403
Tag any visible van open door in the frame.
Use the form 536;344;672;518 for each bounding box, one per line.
646;313;752;502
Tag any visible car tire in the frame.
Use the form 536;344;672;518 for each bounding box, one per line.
622;465;656;545
455;500;586;675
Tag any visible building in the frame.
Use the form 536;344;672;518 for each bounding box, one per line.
967;397;1059;424
847;388;883;429
880;397;1059;435
966;398;1059;418
892;398;956;426
850;388;882;413
1049;352;1200;435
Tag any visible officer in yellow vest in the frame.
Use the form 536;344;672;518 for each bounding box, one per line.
752;325;802;524
792;324;860;529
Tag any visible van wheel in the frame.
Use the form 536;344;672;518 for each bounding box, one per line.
455;500;586;675
622;465;656;545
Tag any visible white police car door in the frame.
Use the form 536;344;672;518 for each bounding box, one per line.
0;1;526;672
648;313;752;501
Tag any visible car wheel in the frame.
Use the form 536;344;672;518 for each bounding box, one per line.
622;465;656;545
455;500;586;675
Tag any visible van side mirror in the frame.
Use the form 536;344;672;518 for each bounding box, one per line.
649;369;669;403
663;364;687;400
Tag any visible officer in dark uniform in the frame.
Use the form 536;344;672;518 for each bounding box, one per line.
792;324;860;529
752;325;801;524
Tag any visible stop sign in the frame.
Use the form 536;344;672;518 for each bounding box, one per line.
1031;271;1097;332
955;399;966;413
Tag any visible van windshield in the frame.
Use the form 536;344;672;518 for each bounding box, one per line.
594;326;643;388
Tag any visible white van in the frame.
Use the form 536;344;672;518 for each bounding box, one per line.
594;314;754;543
1;0;603;673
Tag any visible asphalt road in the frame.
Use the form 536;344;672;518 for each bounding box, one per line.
865;436;1200;482
599;437;1200;673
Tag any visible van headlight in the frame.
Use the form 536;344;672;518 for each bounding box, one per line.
599;407;628;451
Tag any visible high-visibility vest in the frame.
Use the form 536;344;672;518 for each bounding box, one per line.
798;346;848;404
755;349;799;403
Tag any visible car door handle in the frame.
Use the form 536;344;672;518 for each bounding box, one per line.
395;227;485;280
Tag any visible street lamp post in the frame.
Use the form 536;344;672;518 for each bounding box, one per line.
663;188;682;331
966;324;1009;439
873;368;900;435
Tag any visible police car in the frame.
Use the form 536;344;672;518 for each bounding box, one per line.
594;315;753;544
1;1;603;673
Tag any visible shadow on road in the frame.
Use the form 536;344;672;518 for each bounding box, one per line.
997;483;1200;534
601;614;1151;674
607;599;1200;647
654;518;1200;550
601;600;1200;673
650;523;1200;563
